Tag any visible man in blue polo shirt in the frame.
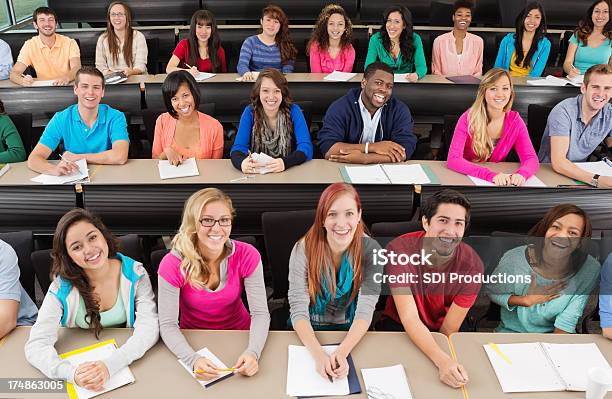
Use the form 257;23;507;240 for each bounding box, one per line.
0;239;37;339
317;61;417;164
538;64;612;188
27;65;129;175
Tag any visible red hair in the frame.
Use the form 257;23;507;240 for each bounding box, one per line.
303;183;366;306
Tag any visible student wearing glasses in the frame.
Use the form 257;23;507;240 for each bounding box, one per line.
158;188;270;380
95;1;148;77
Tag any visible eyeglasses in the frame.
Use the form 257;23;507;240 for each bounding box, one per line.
199;217;232;227
110;12;126;18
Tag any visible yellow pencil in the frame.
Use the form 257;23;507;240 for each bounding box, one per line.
488;342;512;365
195;367;235;373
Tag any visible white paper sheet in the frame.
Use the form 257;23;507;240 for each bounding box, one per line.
250;152;276;174
575;161;612;177
362;364;413;399
158;157;200;179
178;347;233;389
30;158;89;184
286;345;349;397
236;72;260;81
30;79;56;87
526;75;581;87
484;343;565;393
468;174;546;187
543;343;612;391
394;74;411;83
323;71;357;82
343;165;390;184
381;164;431;184
195;72;216;81
64;342;135;399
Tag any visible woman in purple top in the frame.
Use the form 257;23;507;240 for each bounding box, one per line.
157;188;270;380
307;4;355;73
447;68;539;185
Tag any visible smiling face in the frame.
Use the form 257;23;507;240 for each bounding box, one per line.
385;11;405;41
324;193;362;253
361;69;394;111
109;3;127;31
195;20;212;43
65;221;110;271
484;74;512;112
592;1;610;28
261;14;281;37
422;203;467;257
74;73;105;111
581;72;612;112
259;77;282;114
33;13;57;37
523;8;542;33
327;13;346;41
196;200;232;256
542;213;585;262
171;82;196;118
453;7;472;31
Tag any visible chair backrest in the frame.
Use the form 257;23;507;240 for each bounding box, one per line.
142;103;216;149
527;104;553;154
371;220;423;248
8;113;33;157
438;114;460;160
31;249;52;295
145;37;161;75
262;209;316;299
0;231;35;302
119;234;145;264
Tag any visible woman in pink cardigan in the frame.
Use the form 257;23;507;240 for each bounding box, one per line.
447;68;539;186
307;4;355;73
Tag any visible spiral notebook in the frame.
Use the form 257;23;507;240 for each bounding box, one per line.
484;342;611;393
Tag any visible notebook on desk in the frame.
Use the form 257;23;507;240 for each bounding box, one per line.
446;75;481;84
484;342;611;393
0;163;9;178
59;339;135;399
340;164;439;185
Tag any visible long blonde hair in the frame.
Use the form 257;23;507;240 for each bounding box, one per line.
172;188;235;289
468;68;515;161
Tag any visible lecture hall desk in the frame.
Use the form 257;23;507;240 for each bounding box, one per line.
0;327;460;399
450;332;612;399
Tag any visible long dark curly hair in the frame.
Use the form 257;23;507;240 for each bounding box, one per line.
576;0;612;46
307;4;353;55
261;4;297;65
51;209;120;338
379;5;415;65
249;68;294;141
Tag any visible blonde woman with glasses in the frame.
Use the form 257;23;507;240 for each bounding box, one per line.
446;68;539;186
158;188;270;380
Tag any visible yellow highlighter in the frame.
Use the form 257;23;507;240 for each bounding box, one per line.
488;342;512;365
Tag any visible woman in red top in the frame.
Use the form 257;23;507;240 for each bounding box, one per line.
166;10;227;75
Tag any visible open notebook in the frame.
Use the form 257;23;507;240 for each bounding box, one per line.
31;159;89;184
158;157;200;179
484;342;611;393
178;347;234;389
341;164;439;185
362;364;413;399
59;339;135;399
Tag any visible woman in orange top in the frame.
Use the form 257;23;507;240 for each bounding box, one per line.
152;71;223;164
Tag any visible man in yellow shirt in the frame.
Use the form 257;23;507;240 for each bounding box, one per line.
9;7;81;86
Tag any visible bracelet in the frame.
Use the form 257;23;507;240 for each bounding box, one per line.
365;142;369;154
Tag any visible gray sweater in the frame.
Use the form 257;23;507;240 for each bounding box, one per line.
288;236;382;327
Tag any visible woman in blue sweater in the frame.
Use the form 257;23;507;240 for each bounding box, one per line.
494;1;551;77
230;68;313;173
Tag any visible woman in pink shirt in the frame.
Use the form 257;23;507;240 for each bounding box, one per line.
152;71;223;164
432;0;483;77
307;4;355;73
158;188;270;380
447;68;539;185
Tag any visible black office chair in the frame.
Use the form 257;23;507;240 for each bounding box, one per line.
437;114;460;160
142;103;216;152
498;0;527;27
429;1;454;27
145;37;160;75
0;231;36;303
527;104;553;154
262;209;315;330
370;221;423;248
8;113;33;157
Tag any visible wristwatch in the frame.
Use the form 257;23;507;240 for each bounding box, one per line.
590;174;600;187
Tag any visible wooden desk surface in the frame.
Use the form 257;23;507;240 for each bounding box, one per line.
0;75;146;89
0;327;460;399
450;332;612;399
0;159;578;188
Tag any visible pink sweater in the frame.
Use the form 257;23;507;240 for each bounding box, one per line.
447;110;539;182
309;42;355;73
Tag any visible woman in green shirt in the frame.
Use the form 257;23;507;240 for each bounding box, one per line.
0;99;25;163
364;5;427;81
487;204;600;333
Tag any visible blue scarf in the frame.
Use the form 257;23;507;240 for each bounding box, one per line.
309;252;357;329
